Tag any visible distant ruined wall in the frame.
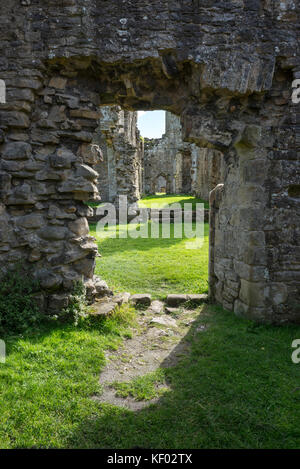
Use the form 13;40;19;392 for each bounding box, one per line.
144;112;224;199
0;0;298;322
96;107;144;205
144;112;193;194
192;149;226;201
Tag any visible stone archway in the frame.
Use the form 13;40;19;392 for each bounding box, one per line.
0;0;298;323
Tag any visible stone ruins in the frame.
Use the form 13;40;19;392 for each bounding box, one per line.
96;108;225;203
0;0;299;323
143;111;225;198
96;106;144;205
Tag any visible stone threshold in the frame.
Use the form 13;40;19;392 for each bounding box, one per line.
90;292;209;318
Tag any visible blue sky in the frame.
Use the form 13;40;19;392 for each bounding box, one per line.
137;110;166;138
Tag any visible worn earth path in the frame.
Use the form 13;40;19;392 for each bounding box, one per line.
92;300;207;410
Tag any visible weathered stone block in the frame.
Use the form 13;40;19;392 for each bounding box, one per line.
28;248;42;262
78;143;102;165
57;179;97;195
233;260;267;282
149;300;164;314
76;164;98;181
68;217;89;236
6;183;35;205
2;142;31;160
268;283;288;306
130;294;152;306
50;149;76;169
70;109;101;120
234;299;271;323
35;269;62;291
151;316;177;327
94;277;113;297
239;280;266;308
91;298;117;317
49;77;67;90
39;226;67;241
0;173;11;199
17;214;44;229
166;294;188;307
0;111;30;128
187;294;209;304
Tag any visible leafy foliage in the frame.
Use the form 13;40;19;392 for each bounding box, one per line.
62;281;88;326
0;266;42;334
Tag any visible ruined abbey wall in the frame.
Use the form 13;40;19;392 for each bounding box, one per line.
191;148;226;201
144;112;225;200
95;107;144;205
144;112;192;194
0;0;298;323
96;108;224;205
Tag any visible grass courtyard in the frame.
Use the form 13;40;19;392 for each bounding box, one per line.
138;193;209;210
0;305;300;448
0;194;299;449
91;194;209;298
91;222;209;298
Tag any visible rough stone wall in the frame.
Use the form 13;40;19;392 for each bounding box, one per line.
0;0;298;323
206;65;299;323
95;106;144;205
144;112;224;200
144;112;194;194
0;74;104;311
191;148;226;201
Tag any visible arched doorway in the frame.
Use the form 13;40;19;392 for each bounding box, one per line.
0;0;297;322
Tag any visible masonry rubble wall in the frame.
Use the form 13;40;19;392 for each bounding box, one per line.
0;0;298;322
96;106;144;205
191;148;226;201
144;112;225;201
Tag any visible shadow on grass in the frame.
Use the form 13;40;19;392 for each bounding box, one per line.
66;305;300;449
90;222;209;255
2;319;77;357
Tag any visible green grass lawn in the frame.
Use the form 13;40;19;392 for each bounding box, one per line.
87;194;209;210
139;193;209;210
1;193;298;449
1;305;300;448
91;221;209;298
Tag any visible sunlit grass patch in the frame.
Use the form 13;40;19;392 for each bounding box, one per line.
139;193;209;210
90;221;209;298
111;369;169;401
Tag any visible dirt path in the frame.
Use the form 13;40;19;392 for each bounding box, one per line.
92;301;205;410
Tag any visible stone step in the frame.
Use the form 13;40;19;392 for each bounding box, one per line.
90;292;131;317
129;293;152;307
90;292;208;319
166;293;208;307
91;299;117;317
166;294;188;307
